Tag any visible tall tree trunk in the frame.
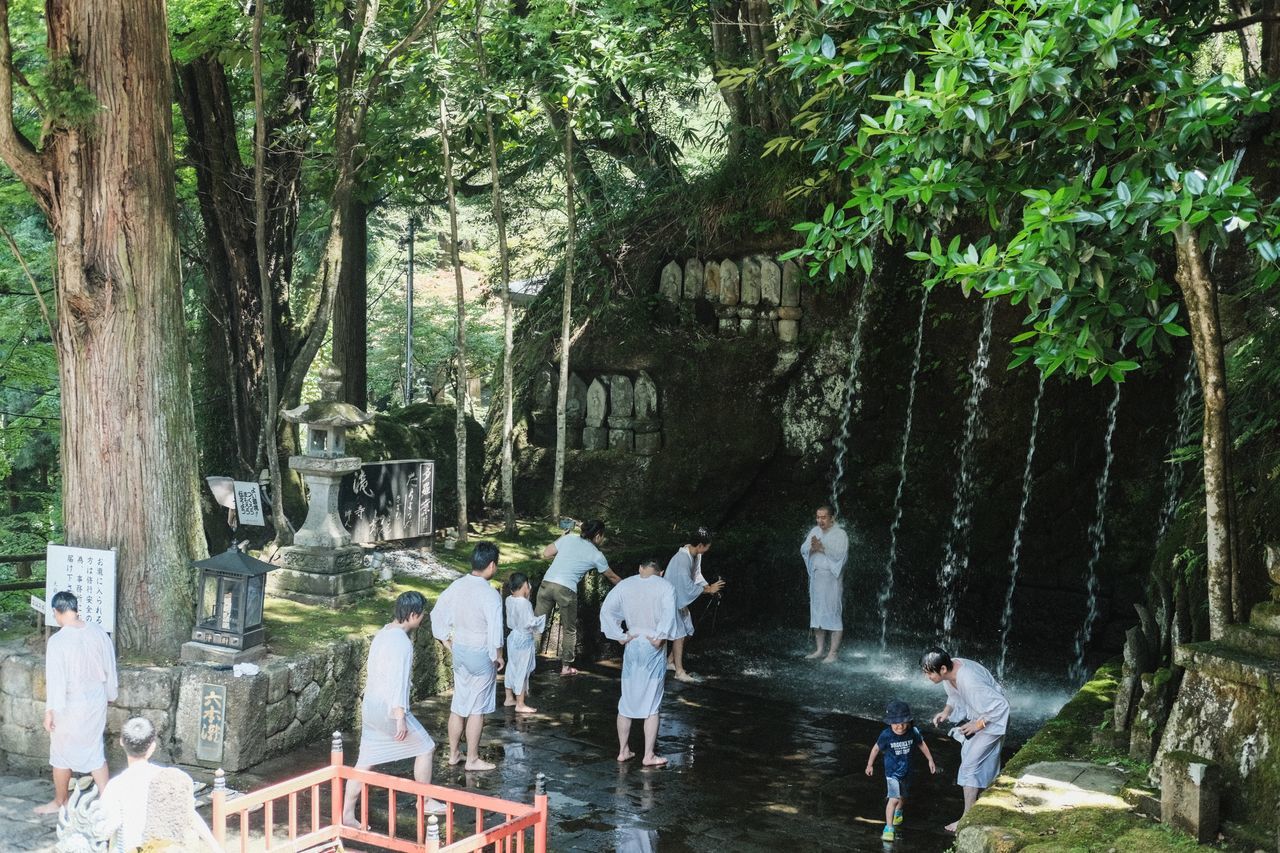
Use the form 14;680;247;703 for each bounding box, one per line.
439;85;469;544
1;0;205;660
552;103;577;520
332;194;369;409
475;0;517;535
1173;226;1237;640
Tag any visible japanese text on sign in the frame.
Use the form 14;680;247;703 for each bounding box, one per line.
44;544;117;634
233;481;265;526
195;683;227;763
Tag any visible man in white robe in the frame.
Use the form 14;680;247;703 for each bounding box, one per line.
37;590;117;814
432;542;504;771
664;527;725;682
343;591;445;827
800;505;849;663
922;647;1010;833
600;560;681;767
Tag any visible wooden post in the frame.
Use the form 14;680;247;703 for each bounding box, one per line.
534;772;548;853
426;814;440;852
211;768;226;845
330;731;343;831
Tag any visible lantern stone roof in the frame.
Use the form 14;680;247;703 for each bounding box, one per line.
281;364;372;427
195;546;276;577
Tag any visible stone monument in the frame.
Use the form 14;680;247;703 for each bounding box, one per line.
269;365;375;606
633;372;662;455
584;378;609;450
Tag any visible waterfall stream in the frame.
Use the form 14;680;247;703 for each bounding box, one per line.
939;298;997;647
1071;382;1122;683
829;273;875;517
878;287;931;650
996;372;1046;681
1156;355;1199;543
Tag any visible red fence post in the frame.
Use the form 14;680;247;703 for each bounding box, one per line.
330;731;344;832
212;768;227;847
534;772;548;853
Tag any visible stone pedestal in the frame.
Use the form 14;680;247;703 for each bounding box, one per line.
1161;752;1221;843
269;545;372;606
180;641;267;666
608;428;634;452
583;426;609;450
633;419;662;455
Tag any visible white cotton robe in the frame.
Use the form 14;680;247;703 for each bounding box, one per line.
45;621;117;772
940;658;1010;789
665;548;707;638
800;524;849;631
431;574;504;717
601;574;681;719
504;596;544;696
355;625;435;767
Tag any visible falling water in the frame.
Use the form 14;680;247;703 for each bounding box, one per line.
996;373;1046;681
1156;355;1199;543
939;298;997;647
829;272;876;517
878;287;931;650
1070;382;1122;684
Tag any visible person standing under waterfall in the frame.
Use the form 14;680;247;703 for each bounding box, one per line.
600;559;682;766
432;542;506;771
536;519;623;676
36;590;117;815
800;505;849;663
343;590;446;827
665;526;726;682
921;647;1010;833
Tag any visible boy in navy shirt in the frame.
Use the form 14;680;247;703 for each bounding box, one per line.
865;699;936;842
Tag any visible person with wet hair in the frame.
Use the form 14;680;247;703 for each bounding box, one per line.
432;542;505;771
536;518;622;676
664;526;726;683
600;558;682;767
35;590;117;815
343;590;445;828
503;572;544;714
800;505;849;663
921;646;1010;833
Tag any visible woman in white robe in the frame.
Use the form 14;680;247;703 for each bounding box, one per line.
503;573;544;713
664;529;725;682
37;592;117;815
344;591;444;827
431;544;504;771
800;505;849;662
600;561;681;766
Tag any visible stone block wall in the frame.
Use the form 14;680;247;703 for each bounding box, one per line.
658;256;806;343
0;617;452;774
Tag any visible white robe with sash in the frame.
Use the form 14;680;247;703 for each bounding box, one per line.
664;548;707;638
941;658;1010;789
601;574;681;719
800;524;849;630
504;596;544;696
432;574;504;716
355;625;435;767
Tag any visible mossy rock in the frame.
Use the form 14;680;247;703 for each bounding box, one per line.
347;403;485;529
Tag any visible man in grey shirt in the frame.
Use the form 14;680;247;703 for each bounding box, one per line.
536;519;622;675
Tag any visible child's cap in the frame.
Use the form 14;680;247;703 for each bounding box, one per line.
884;700;913;724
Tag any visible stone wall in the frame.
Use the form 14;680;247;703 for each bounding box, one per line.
526;369;663;455
0;616;451;774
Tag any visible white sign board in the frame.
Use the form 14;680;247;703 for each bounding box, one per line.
233;481;266;526
45;544;117;634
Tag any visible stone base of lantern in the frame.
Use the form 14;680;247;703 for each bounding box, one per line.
268;544;374;606
179;641;268;666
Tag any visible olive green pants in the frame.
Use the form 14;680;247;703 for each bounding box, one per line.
534;580;578;665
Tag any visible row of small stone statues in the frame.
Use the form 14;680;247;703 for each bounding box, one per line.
532;369;662;454
658;256;807;342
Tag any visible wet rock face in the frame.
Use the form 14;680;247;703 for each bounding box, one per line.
493;249;1180;668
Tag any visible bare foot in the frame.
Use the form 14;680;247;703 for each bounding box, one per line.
515;705;538;714
342;816;370;831
32;801;61;816
804;649;824;660
617;747;635;762
465;758;496;771
504;698;517;707
821;654;839;664
448;752;464;766
559;666;580;677
673;671;701;683
944;821;958;833
641;754;669;767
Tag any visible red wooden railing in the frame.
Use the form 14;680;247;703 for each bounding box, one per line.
211;732;549;853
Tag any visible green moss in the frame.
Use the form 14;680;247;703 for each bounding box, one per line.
1003;659;1122;777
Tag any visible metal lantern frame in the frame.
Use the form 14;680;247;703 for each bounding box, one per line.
191;547;274;651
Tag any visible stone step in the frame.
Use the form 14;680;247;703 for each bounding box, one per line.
1221;624;1280;659
1174;640;1280;689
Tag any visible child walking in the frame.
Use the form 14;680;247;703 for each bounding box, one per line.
504;573;545;714
865;699;936;842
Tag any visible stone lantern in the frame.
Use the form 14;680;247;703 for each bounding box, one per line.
180;546;275;664
268;365;375;605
